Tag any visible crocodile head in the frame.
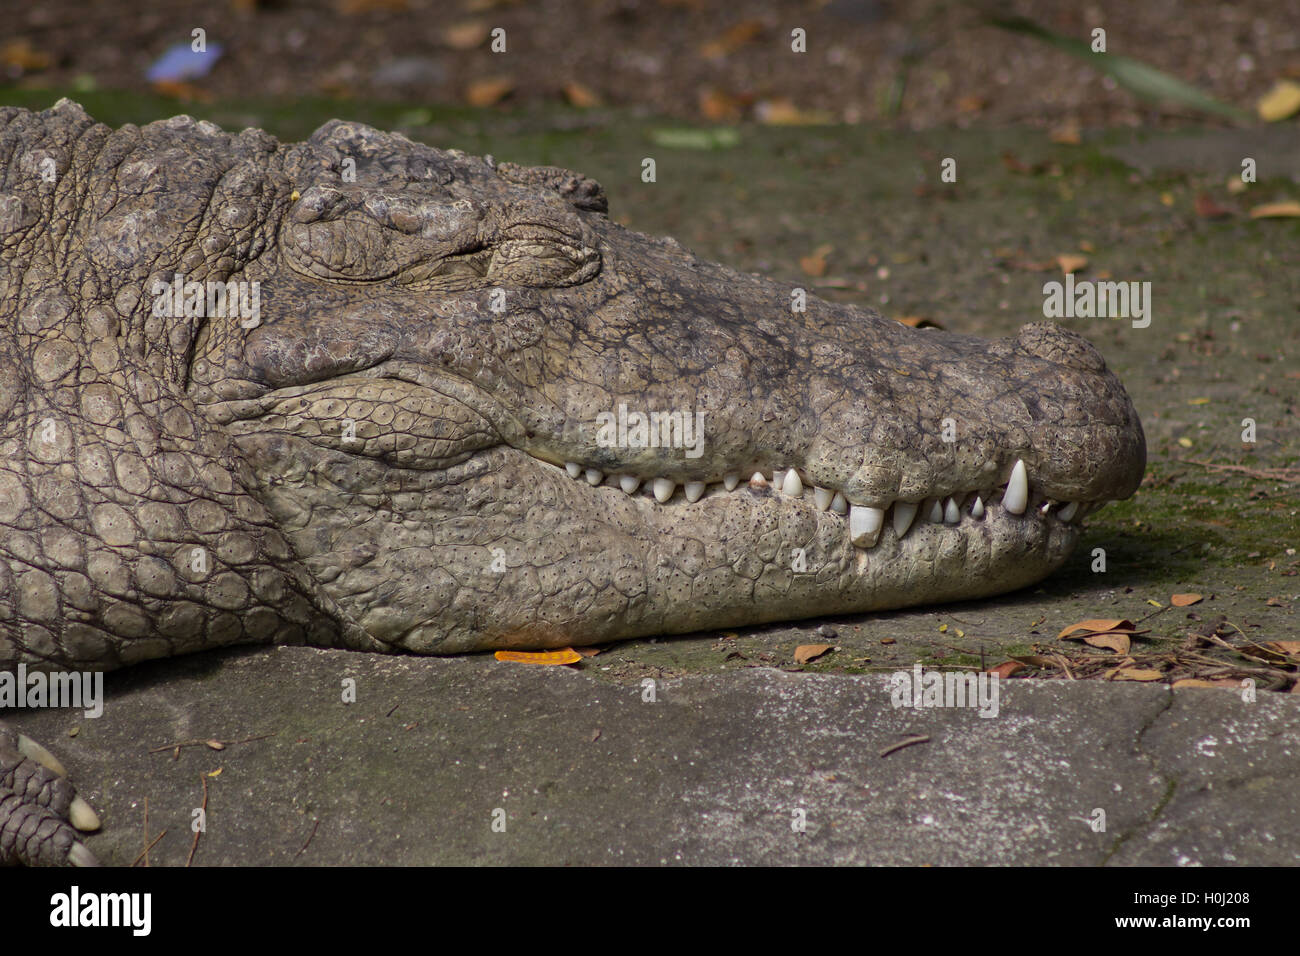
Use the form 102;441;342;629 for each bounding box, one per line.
179;119;1145;652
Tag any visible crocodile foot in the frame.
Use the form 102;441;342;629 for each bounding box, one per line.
0;724;101;866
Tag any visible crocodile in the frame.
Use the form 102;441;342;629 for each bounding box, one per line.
0;101;1144;864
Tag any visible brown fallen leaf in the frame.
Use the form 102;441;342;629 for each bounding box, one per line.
799;244;833;277
1113;667;1163;682
1266;597;1290;607
1171;593;1203;607
755;98;833;126
893;315;944;329
794;643;834;664
1048;120;1081;145
494;648;583;665
1194;193;1232;219
0;40;52;72
563;82;602;109
1263;641;1300;658
698;86;743;121
987;661;1025;679
1172;678;1241;689
1249;201;1300;219
443;20;490;49
956;94;987;114
572;645;603;657
1056;254;1087;274
465;77;515;107
699;19;763;58
1058;619;1137;640
1083;632;1131;654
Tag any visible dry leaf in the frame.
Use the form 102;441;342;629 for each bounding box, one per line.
1084;632;1131;654
1171;593;1203;606
794;643;834;664
987;661;1025;679
1056;254;1087;274
1263;641;1300;658
698;86;743;121
1257;80;1300;122
205;739;226;750
956;94;987;114
494;648;583;665
893;315;943;329
1172;678;1236;689
1113;668;1163;681
465;77;515;107
1249;201;1300;219
755;98;833;125
1048;120;1081;145
572;645;603;657
699;19;763;58
1057;618;1136;640
1194;192;1232;219
563;82;602;108
799;243;832;277
443;20;490;49
0;40;52;72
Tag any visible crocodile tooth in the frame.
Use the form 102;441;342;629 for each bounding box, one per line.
773;469;786;492
16;734;67;777
944;497;961;524
893;501;918;536
849;505;885;548
814;487;834;511
1056;501;1079;521
619;475;640;494
1039;501;1051;516
926;498;944;523
782;469;804;497
565;462;582;479
749;472;767;488
653;478;676;503
723;473;740;491
1002;460;1028;515
684;481;706;503
971;495;985;519
830;492;848;515
585;468;604;486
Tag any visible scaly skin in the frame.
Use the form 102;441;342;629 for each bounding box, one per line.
0;101;1144;863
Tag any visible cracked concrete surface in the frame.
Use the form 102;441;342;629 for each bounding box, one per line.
5;645;1296;865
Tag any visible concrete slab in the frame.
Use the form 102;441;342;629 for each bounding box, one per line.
6;646;1297;865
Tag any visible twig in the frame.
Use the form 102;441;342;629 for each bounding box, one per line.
130;830;167;867
295;819;321;859
149;731;276;755
1177;459;1300;482
879;735;931;758
142;796;149;868
187;775;209;867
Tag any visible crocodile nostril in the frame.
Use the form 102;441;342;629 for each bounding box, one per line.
1016;322;1106;372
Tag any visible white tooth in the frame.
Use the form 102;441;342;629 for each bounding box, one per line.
944;497;960;524
1039;501;1051;516
585;468;603;486
1057;501;1079;521
653;478;676;503
893;501;918;536
830;492;848;515
723;473;740;491
814;487;834;511
684;481;706;502
1002;460;1028;515
971;496;985;519
619;475;640;494
749;471;768;488
773;469;786;492
565;462;582;479
849;505;885;548
782;469;804;497
926;498;944;523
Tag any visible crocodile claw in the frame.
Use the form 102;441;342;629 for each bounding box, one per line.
0;725;101;866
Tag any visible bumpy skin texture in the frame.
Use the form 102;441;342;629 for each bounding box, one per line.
0;102;1144;862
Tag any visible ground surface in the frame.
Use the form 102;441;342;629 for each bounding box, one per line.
2;0;1298;863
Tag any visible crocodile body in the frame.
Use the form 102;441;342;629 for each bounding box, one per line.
0;101;1144;863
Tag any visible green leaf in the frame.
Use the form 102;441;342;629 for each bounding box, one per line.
987;15;1251;122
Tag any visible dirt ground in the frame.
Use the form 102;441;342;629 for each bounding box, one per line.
5;0;1299;129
